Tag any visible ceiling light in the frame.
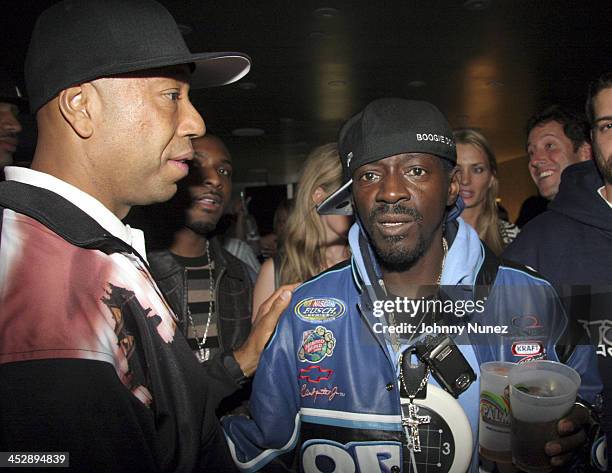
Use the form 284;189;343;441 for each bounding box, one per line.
463;0;491;11
487;79;505;88
238;81;257;90
232;128;265;137
309;31;325;39
314;7;339;18
407;80;427;88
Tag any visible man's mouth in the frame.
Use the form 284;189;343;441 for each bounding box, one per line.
168;152;194;175
193;193;223;211
536;169;554;180
0;137;18;152
375;217;417;235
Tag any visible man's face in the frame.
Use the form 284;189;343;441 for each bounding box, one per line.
591;86;612;186
0;101;22;168
527;121;584;200
184;136;233;235
352;153;458;272
89;66;205;216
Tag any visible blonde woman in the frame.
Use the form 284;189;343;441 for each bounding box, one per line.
252;143;352;317
454;128;519;255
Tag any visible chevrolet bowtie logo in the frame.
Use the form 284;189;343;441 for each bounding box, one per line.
299;365;334;383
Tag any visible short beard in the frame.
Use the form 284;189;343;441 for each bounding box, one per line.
374;231;429;272
186;220;216;237
366;202;429;272
594;146;612;185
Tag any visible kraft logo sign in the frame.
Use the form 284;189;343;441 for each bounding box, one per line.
295;297;347;323
511;341;543;357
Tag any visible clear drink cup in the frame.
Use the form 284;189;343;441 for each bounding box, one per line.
508;360;580;473
479;362;514;464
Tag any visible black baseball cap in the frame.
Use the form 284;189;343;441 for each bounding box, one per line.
0;69;27;111
25;0;251;113
318;98;457;215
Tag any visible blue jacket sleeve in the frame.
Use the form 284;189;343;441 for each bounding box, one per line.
223;307;301;472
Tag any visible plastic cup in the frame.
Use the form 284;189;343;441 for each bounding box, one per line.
508;360;580;473
479;362;514;464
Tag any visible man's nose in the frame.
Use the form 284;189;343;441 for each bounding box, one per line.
376;172;410;203
529;149;549;168
201;166;222;189
179;97;205;139
0;110;22;134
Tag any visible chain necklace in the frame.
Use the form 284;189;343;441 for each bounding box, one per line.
187;240;214;363
387;236;448;352
437;236;448;286
398;353;430;398
398;350;431;461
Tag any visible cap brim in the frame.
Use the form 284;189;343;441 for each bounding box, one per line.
190;52;251;88
317;180;353;215
0;96;28;112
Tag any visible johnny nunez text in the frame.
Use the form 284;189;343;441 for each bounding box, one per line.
372;322;509;336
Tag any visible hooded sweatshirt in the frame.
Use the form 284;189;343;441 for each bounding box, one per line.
503;160;612;285
504;159;612;457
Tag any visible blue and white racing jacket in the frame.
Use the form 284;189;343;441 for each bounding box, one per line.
223;219;602;473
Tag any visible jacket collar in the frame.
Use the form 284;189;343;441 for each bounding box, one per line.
148;236;245;282
0;180;137;256
348;217;485;295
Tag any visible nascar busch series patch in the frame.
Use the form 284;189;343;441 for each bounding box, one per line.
294;297;347;323
298;326;336;363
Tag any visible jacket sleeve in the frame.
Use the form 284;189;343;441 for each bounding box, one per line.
502;230;540;270
0;359;160;473
564;343;603;404
222;309;301;472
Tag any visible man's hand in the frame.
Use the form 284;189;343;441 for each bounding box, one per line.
233;284;298;377
544;403;590;467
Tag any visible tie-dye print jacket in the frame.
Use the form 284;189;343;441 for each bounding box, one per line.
0;181;240;473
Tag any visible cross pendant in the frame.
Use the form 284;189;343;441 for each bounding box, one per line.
402;401;430;452
196;347;210;363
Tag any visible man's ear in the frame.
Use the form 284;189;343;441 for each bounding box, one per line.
447;167;460;206
577;142;593;162
58;84;94;138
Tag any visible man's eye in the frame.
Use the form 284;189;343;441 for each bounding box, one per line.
359;171;378;182
166;91;180;101
407;167;426;177
218;167;232;177
598;122;612;133
545;142;555;150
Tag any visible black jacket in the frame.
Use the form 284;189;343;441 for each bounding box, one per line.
503;160;612;449
0;180;239;473
504;160;612;285
148;241;252;354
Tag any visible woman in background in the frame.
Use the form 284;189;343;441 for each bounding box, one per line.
252;143;352;316
454;128;519;255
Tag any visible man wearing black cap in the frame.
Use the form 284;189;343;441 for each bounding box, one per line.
223;99;602;473
0;74;24;173
0;1;292;472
